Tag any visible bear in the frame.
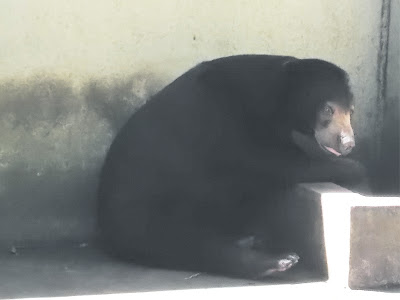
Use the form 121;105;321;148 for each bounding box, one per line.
97;55;368;279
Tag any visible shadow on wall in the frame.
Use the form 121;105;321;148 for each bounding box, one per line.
83;72;162;131
357;94;400;196
375;95;399;195
0;73;164;243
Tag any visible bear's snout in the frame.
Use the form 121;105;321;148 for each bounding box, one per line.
339;132;355;155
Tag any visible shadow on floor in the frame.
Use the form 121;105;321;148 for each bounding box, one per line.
0;244;324;299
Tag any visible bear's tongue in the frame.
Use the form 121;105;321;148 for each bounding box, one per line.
324;146;342;156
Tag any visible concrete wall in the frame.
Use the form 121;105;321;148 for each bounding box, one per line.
0;0;390;244
377;0;400;194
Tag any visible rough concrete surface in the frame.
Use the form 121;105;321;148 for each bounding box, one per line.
350;206;400;289
295;183;400;290
376;0;400;195
0;74;164;242
0;246;399;300
0;245;320;299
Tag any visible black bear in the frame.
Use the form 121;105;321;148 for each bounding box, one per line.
98;55;367;279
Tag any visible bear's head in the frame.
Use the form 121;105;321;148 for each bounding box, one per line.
284;59;355;157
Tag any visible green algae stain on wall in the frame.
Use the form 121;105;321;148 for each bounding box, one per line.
0;73;164;242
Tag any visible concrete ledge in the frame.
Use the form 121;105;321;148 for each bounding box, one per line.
295;183;400;290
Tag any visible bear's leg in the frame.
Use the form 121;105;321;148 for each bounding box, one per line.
186;176;300;278
201;238;300;279
108;172;300;279
137;221;299;279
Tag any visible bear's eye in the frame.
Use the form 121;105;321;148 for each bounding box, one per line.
323;105;334;116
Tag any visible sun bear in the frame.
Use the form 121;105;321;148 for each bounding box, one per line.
97;55;368;279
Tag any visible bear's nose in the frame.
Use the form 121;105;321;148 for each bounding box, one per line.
340;134;355;152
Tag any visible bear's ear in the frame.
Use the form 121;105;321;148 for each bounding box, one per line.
282;59;301;94
282;58;300;74
282;58;353;134
282;58;318;79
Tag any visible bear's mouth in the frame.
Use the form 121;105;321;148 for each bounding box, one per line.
321;145;342;157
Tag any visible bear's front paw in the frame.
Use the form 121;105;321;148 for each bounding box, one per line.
257;253;300;278
333;158;368;183
291;130;330;161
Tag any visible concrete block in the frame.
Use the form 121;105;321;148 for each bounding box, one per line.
294;183;400;290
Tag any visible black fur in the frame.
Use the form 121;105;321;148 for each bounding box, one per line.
98;55;367;279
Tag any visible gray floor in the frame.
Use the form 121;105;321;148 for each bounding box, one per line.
0;243;322;299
